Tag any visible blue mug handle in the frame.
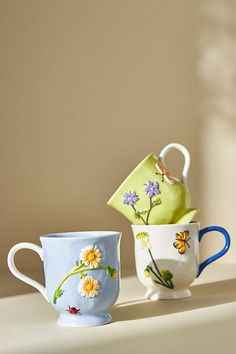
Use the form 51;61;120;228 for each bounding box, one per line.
197;226;230;277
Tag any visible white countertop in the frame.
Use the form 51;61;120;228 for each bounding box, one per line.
1;264;236;354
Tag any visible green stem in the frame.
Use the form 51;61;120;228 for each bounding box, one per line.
148;249;173;289
145;197;153;225
131;205;146;225
147;266;167;287
166;279;174;289
148;249;162;279
153;279;171;288
53;265;112;304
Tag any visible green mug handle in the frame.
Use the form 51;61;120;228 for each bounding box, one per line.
159;143;190;187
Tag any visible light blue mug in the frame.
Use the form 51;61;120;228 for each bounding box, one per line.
7;231;121;327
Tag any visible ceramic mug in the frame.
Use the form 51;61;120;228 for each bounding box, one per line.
107;143;197;225
132;223;230;300
7;231;121;327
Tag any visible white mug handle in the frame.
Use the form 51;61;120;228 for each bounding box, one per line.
159;143;190;187
7;242;49;302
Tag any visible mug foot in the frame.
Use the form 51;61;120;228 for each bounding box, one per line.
57;312;112;327
145;288;191;301
145;288;160;301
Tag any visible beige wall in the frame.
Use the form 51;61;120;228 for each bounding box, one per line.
0;0;235;279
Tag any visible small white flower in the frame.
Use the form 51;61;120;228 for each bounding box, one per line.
80;245;102;268
140;238;152;250
78;276;100;298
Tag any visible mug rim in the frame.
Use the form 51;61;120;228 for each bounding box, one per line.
131;221;200;228
40;231;121;240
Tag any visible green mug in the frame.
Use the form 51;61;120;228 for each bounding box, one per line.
107;143;197;225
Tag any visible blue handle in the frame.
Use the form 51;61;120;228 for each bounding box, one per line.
197;226;230;277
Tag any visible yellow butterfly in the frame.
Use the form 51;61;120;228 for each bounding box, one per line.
173;231;191;254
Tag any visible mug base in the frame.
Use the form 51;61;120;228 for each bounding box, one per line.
145;288;191;301
57;312;112;327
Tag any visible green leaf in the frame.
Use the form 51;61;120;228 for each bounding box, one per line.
53;288;65;304
135;232;149;239
107;266;117;279
134;211;141;219
79;273;87;279
144;268;150;278
139;209;149;215
75;260;79;266
152;198;161;207
58;290;64;297
106;266;112;276
134;209;149;219
160;269;173;281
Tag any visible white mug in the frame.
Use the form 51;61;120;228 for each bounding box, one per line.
132;223;230;300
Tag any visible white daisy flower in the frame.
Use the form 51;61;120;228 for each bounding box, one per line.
80;245;102;268
78;276;100;298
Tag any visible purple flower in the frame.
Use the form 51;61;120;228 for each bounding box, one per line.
144;181;161;198
123;191;139;206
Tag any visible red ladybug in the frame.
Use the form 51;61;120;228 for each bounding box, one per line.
66;306;80;315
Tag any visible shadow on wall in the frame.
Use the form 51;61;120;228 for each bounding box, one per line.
0;0;201;276
198;0;236;262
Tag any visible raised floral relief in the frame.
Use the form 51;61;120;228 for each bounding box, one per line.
173;231;191;254
78;276;100;298
80;245;102;268
136;232;174;289
53;245;117;304
123;181;161;225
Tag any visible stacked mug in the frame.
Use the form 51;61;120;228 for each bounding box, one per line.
107;143;230;300
7;143;230;327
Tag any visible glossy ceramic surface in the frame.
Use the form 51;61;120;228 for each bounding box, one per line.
132;223;230;300
8;231;121;327
107;143;197;225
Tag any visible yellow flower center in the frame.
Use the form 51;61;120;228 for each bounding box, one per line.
87;251;96;261
85;282;94;291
